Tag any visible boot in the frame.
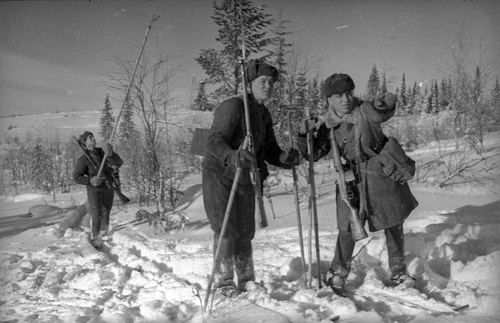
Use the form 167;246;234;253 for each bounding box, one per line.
326;268;346;291
390;264;415;288
235;241;255;290
90;235;103;250
213;236;240;297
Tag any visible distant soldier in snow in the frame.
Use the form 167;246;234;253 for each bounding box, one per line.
297;73;419;291
73;131;123;249
202;61;300;297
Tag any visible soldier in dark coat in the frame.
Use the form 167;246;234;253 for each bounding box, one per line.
73;131;123;249
297;73;418;291
202;61;299;296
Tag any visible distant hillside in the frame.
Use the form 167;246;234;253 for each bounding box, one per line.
0;108;213;145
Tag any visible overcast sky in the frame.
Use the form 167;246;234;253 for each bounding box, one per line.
0;0;499;117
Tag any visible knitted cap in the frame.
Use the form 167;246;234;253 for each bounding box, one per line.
322;73;355;98
246;60;279;83
79;131;93;145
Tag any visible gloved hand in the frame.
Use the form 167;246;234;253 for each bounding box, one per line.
280;148;300;167
103;143;114;156
236;149;255;168
299;117;317;135
374;92;397;110
90;176;104;187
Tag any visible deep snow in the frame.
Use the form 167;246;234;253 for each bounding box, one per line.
0;134;499;323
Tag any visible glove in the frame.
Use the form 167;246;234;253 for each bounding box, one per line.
236;149;255;168
280;148;300;167
299;117;317;135
374;92;397;110
90;176;104;187
103;143;114;157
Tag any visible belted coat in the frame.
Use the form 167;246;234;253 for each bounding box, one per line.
202;96;288;239
298;99;418;232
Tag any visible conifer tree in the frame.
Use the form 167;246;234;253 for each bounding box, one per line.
365;65;380;100
195;0;273;103
267;9;292;135
194;81;213;111
119;95;138;146
399;73;407;113
491;77;500;106
431;79;439;114
100;94;114;141
269;9;292;106
490;76;500;128
439;78;450;110
294;72;307;109
308;77;321;111
380;72;387;94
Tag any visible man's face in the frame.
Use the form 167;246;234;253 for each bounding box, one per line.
250;75;275;103
328;91;355;117
85;134;96;149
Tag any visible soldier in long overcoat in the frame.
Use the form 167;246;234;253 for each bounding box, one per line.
202;61;299;296
297;73;418;291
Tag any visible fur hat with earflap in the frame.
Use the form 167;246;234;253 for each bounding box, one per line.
79;131;93;146
321;73;355;99
246;60;279;83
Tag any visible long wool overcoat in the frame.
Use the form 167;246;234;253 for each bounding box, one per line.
298;99;418;232
202;96;287;239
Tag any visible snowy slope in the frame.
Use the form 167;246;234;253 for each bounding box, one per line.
0;133;499;322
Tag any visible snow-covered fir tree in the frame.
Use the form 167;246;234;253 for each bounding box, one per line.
100;94;114;141
365;65;380;101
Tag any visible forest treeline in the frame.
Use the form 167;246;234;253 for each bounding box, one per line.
1;0;498;211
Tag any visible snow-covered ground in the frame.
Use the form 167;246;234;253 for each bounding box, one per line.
1;133;499;323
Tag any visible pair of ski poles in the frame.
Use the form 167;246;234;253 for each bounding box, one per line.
203;108;323;314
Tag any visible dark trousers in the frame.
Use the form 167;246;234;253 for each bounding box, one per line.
87;187;114;238
202;161;256;288
331;223;406;278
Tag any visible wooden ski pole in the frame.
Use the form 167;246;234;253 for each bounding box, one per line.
287;112;307;288
96;15;159;178
308;189;313;285
305;107;322;288
203;143;247;313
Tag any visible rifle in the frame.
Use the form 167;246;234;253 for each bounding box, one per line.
74;136;130;204
329;130;368;241
240;68;268;229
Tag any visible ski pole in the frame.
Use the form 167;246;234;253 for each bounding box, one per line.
287;112;307;288
97;15;159;178
203;143;247;313
305;107;322;288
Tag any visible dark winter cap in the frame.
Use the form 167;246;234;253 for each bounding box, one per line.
322;73;355;98
246;60;279;83
79;131;93;145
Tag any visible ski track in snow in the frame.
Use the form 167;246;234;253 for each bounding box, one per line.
1;181;499;323
1;127;500;323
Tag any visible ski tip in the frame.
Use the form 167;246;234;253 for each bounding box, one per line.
330;314;341;322
453;304;469;311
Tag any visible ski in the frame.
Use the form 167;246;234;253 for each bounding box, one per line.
204;299;290;323
351;288;469;315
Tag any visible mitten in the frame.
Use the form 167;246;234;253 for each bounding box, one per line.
90;176;104;187
103;143;114;156
374;92;397;110
280;148;300;167
237;149;255;168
